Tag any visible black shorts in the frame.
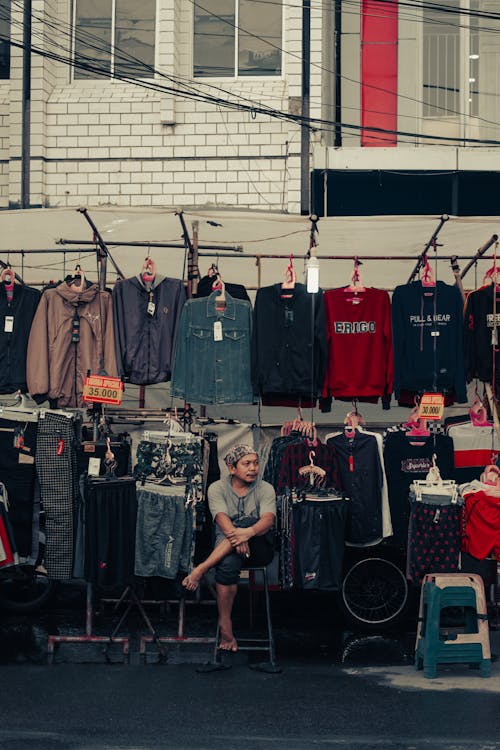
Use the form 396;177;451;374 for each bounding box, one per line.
292;499;349;591
215;520;275;586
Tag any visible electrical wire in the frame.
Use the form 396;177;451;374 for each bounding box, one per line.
2;26;499;148
189;0;500;132
3;0;495;142
4;0;500;147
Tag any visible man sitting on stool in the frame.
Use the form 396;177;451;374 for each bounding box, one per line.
182;444;276;652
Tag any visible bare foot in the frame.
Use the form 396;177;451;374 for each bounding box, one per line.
182;567;203;591
218;622;238;652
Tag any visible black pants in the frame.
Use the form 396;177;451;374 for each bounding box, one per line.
84;477;137;590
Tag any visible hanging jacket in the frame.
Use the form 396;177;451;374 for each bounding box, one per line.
251;283;327;400
463;284;500;385
113;274;186;385
0;283;40;394
391;280;467;404
171;290;253;404
26;282;117;408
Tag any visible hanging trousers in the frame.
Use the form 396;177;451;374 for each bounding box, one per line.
84;477;137;590
35;413;76;580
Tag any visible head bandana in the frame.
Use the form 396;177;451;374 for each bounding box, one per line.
224;444;257;468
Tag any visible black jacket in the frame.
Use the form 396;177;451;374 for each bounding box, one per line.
196;275;250;303
0;283;40;393
113;275;186;385
251;283;327;399
464;284;500;384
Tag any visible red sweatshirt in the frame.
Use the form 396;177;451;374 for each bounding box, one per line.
322;287;394;402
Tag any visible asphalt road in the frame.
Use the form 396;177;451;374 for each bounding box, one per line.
2;583;500;750
1;660;500;750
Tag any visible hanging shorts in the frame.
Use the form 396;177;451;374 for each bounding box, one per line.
292;499;349;591
407;501;461;582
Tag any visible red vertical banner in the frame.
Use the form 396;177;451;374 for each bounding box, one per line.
361;0;398;146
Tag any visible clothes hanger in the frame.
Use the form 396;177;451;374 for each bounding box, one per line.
344;257;365;302
480;463;500;487
406;418;430;438
481;244;500;288
481;263;500;288
280;407;302;436
469;393;493;427
403;401;421;429
0;392;39;422
141;256;156;284
281;254;296;298
207;263;218;279
298;450;326;487
1;264;15;288
67;263;86;292
412;455;459;502
344;405;365;438
212;272;226;308
420;254;436;289
1;263;16;303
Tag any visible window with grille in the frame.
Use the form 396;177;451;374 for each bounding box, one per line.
423;0;460;117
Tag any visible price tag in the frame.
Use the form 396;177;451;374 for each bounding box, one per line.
213;321;223;341
4;316;13;333
418;392;445;421
147;301;156;317
88;457;101;477
82;375;123;405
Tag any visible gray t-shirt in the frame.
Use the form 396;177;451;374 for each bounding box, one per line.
208;476;276;524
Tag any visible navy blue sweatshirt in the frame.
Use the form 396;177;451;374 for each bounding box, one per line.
391;281;467;403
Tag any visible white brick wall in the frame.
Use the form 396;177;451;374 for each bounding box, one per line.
1;0;304;212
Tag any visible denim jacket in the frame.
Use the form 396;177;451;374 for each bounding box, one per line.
171;290;253;404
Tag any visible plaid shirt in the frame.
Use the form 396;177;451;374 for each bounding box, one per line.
277;441;343;493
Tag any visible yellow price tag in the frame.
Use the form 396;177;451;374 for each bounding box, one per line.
418;392;445;421
82;375;123;405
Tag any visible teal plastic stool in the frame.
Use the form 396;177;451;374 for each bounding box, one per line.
415;573;491;679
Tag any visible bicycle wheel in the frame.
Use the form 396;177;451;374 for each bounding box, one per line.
341;556;409;631
0;567;57;613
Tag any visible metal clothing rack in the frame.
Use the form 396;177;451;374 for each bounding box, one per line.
47;581;130;665
138;586;218;664
5;209;498;661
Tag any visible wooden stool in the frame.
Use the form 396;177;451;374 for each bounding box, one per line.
415;573;491;679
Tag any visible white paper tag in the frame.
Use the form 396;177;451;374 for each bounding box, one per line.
88;457;101;476
18;453;34;465
213;321;223;341
147;301;156;317
4;316;13;333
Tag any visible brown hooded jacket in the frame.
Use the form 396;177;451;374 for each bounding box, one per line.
27;282;117;408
